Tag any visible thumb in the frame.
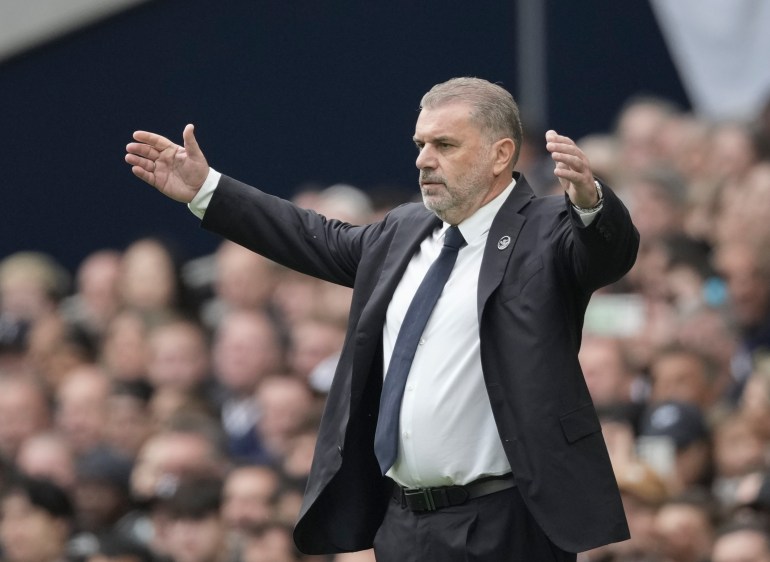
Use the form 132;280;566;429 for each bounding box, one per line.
183;123;202;157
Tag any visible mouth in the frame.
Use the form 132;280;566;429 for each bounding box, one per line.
420;175;446;187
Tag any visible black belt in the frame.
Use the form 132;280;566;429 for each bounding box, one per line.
392;473;515;512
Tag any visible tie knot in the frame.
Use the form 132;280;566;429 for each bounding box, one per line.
443;226;466;250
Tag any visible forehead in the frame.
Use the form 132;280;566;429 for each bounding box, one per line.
414;102;479;138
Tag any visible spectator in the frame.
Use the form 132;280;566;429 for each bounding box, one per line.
147;386;217;432
117;414;228;550
0;373;52;461
707;122;761;185
16;432;77;492
711;413;767;514
270;269;327;329
638;401;712;495
200;240;280;331
627;168;689;244
579;335;642;409
211;310;282;462
649;346;717;410
653;492;715;562
738;357;770;443
117;238;193;318
286;316;345;382
614;95;681;182
84;533;154;562
0;251;69;324
55;364;111;457
711;521;770;562
239;521;301;562
146;317;211;395
279;427;318;488
72;446;134;537
129;414;229;503
713;241;770;402
26;313;96;392
152;477;231;562
60;250;122;342
0;475;75;562
254;375;317;463
104;380;154;458
221;465;280;536
100;309;151;382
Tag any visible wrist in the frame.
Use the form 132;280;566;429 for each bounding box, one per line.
571;180;604;213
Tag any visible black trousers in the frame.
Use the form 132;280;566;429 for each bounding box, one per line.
373;484;576;562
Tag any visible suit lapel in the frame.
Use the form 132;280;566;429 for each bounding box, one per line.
359;211;441;335
477;175;534;321
351;210;440;403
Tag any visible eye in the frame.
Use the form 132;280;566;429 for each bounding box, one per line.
414;142;424;152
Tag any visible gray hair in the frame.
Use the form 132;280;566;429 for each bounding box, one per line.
420;77;523;165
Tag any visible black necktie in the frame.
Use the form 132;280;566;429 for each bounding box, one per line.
374;225;467;475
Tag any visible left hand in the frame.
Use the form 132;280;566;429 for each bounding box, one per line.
545;130;598;208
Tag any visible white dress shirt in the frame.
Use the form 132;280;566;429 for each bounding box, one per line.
382;182;516;487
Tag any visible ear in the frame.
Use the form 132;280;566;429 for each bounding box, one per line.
492;138;515;176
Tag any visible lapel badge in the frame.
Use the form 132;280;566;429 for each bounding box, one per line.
497;235;511;250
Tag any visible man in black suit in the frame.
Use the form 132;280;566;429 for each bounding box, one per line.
126;77;638;561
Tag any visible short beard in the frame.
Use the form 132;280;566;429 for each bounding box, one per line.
419;159;490;223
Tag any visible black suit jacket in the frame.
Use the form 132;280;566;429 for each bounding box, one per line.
202;173;638;554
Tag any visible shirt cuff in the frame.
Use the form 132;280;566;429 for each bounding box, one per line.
575;204;601;226
188;168;222;219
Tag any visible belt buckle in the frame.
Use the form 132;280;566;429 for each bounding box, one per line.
404;487;438;511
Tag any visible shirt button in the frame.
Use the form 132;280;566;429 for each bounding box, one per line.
418;338;425;345
403;431;410;439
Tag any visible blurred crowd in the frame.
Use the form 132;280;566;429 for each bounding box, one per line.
2;93;770;562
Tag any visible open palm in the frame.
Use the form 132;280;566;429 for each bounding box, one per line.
125;124;209;203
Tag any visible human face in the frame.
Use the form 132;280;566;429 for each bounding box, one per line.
414;102;500;225
164;515;226;562
712;530;770;562
0;494;68;562
221;467;278;532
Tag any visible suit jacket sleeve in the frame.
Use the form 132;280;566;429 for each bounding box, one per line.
200;175;383;287
560;181;639;294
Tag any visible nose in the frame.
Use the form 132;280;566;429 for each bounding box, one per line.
415;144;436;170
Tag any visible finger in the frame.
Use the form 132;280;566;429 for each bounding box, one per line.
182;124;202;158
550;151;587;172
545;130;575;145
126;142;161;160
553;166;585;183
125;153;158;176
132;130;175;151
130;165;154;184
546;141;583;157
